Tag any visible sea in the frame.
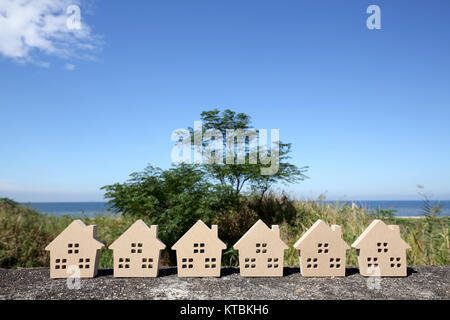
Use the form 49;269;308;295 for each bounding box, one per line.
20;200;450;217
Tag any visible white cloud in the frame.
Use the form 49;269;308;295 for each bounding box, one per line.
0;0;101;64
64;63;75;70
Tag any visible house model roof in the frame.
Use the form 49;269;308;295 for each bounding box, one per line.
45;219;104;251
233;219;288;250
171;220;226;250
351;219;411;249
109;219;166;250
293;219;350;250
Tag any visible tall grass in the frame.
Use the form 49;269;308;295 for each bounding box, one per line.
0;196;448;268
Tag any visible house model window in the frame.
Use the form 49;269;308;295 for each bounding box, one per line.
317;242;329;254
141;257;154;268
193;243;205;253
244;258;256;268
256;243;267;253
389;257;402;268
67;243;80;254
54;259;67;270
234;220;288;277
306;257;318;269
109;220;166;278
181;258;194;269
78;258;91;269
204;257;217;269
377;242;388;253
267;258;279;269
118;257;130;268
329;257;341;269
131;243;144;253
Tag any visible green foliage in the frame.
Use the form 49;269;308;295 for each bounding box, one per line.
370;207;396;219
102;164;211;218
0;198;20;207
188;109;309;198
247;191;298;226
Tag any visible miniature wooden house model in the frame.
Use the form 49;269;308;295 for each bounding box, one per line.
45;220;104;278
171;220;226;277
294;219;350;277
233;220;288;277
352;219;411;277
109;220;166;278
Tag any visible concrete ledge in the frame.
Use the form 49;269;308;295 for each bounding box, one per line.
0;266;449;300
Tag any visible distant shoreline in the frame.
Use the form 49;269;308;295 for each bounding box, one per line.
19;200;450;203
19;200;450;217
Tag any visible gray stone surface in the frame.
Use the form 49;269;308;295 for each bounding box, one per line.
0;266;448;300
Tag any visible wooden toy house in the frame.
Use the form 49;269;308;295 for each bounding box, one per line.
109;219;166;277
233;220;288;277
171;220;226;277
294;219;350;277
352;219;411;277
45;220;104;278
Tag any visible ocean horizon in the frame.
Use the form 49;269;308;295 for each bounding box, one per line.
20;200;450;217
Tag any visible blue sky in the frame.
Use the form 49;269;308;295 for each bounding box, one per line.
0;0;449;202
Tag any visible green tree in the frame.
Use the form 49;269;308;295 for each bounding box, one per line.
188;109;308;200
0;198;20;207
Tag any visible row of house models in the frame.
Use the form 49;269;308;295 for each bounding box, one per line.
46;218;410;279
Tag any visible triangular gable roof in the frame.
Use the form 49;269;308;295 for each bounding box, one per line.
351;219;411;249
45;219;104;251
293;219;350;250
233;219;288;250
171;220;226;250
109;219;166;250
